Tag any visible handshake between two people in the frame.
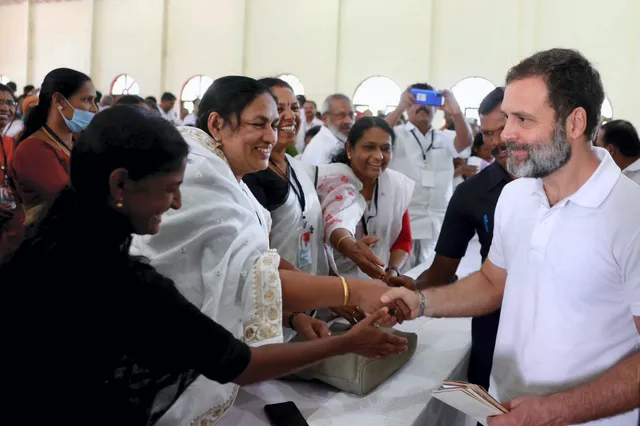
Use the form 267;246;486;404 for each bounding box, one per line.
334;234;426;325
333;275;424;328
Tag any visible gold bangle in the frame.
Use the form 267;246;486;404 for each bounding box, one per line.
339;276;350;306
336;234;353;252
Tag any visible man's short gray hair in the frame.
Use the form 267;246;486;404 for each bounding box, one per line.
322;93;352;115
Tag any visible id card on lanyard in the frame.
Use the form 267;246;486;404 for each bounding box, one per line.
272;159;313;268
411;130;436;187
292;172;313;268
298;230;312;268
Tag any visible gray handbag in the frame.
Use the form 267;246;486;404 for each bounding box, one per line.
283;321;418;395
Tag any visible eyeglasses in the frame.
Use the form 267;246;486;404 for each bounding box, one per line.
0;100;17;108
330;111;355;120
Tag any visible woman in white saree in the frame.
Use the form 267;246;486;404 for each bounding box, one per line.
317;117;415;282
243;78;328;278
132;77;406;425
243;78;330;341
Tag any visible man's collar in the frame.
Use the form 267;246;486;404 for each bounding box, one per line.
405;121;433;136
531;147;620;209
623;157;640;173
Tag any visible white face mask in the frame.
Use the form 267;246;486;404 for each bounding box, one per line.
58;97;95;133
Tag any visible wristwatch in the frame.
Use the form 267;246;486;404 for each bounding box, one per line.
385;266;401;277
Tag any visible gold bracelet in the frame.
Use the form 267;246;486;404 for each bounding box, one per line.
336;234;354;252
339;276;350;306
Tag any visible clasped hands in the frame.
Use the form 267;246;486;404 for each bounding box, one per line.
329;277;422;327
335;236;424;325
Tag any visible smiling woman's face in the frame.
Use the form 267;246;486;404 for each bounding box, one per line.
209;92;279;178
347;127;393;180
0;90;16;129
271;85;301;148
118;158;187;235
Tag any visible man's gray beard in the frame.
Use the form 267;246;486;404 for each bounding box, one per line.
328;122;348;143
506;122;571;178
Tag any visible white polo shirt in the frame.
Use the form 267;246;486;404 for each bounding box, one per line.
389;122;460;240
622;158;640;185
488;147;640;426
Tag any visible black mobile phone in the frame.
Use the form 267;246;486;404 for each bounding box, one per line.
264;401;309;426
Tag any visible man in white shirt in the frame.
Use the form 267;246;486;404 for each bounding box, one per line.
157;92;182;126
295;100;323;153
385;84;473;269
384;48;640;426
595;119;640;185
300;93;354;166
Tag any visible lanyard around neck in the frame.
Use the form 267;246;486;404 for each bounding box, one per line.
360;181;379;236
410;129;435;161
270;158;306;218
42;124;71;155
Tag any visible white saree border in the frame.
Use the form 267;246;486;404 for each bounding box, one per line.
134;127;283;426
188;385;238;426
244;249;282;344
188;251;282;426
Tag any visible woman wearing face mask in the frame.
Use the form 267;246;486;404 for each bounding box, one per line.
131;76;407;425
11;68;97;225
321;117;415;283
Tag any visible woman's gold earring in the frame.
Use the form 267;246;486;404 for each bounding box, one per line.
116;200;124;208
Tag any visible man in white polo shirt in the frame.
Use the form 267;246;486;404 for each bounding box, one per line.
385;84;473;269
595;119;640;185
383;48;639;425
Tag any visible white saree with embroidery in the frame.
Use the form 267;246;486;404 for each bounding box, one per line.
131;127;283;425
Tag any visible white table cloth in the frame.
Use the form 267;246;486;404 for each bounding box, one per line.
220;238;483;426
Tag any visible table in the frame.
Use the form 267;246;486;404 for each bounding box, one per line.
222;239;483;426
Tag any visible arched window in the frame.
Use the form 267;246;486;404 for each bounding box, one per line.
278;74;305;96
601;97;613;122
111;74;140;96
450;77;496;122
353;76;402;116
181;75;213;113
0;75;9;85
